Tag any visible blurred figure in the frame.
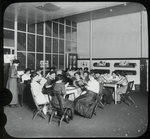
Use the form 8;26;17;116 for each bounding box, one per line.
35;67;43;82
21;68;31;84
6;59;20;108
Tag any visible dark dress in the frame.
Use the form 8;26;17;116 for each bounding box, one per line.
51;82;74;119
74;90;97;118
6;65;19;105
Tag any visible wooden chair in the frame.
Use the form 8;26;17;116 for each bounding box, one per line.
120;81;135;106
30;86;50;120
49;91;74;127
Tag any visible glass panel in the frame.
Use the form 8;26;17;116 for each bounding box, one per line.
59;40;64;53
4;29;14;39
66;19;71;26
46;37;51;53
37;23;43;35
28;24;35;33
72;42;77;53
59;18;64;24
72;28;77;41
53;19;59;22
66;41;71;52
53;22;58;37
52;54;58;69
59;55;64;70
72;22;77;28
46;21;52;36
59;24;64;39
36;53;43;68
17;52;26;71
53;38;58;53
17;32;26;51
27;53;35;70
28;34;35;52
4;48;10;54
18;23;26;31
4;19;14;29
66;26;71;40
37;36;43;52
45;54;51;68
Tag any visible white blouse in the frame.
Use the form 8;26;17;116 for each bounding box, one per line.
21;74;31;83
86;79;99;94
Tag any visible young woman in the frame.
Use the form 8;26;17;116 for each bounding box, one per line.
21;68;31;84
113;71;128;103
30;72;50;114
74;73;99;118
6;59;20;108
51;74;74;123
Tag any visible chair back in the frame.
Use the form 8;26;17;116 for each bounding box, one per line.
52;91;64;113
126;81;134;94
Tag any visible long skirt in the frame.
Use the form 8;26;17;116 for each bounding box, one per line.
74;90;97;118
6;77;19;105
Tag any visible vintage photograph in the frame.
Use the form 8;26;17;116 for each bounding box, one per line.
2;1;148;138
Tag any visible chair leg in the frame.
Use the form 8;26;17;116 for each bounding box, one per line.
127;96;135;104
33;110;39;120
59;114;65;127
49;110;55;124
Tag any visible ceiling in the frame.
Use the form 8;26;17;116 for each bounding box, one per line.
4;2;128;24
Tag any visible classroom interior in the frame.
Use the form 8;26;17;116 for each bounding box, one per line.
3;2;149;138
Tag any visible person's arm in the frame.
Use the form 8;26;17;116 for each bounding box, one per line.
10;67;18;78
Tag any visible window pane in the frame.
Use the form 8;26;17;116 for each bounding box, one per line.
45;54;51;69
18;23;26;31
66;19;71;26
37;23;43;35
66;26;71;40
28;34;35;52
53;22;58;37
59;24;64;39
53;19;59;22
72;42;77;53
17;52;26;71
27;53;35;70
37;36;43;52
72;28;77;41
36;53;43;68
72;22;77;28
28;24;35;33
66;41;71;52
46;21;52;36
59;18;64;24
59;40;64;53
4;30;14;39
53;38;58;53
46;37;51;53
59;55;64;70
17;32;26;51
52;54;58;69
4;19;14;29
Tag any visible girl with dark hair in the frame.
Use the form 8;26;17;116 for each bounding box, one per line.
30;72;50;114
21;68;31;84
113;71;129;103
51;74;74;123
6;59;20;108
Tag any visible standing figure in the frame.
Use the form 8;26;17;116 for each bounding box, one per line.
6;59;20;108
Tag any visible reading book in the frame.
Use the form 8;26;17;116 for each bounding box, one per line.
40;77;47;87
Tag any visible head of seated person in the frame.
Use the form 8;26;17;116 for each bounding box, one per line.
30;72;39;82
22;68;31;84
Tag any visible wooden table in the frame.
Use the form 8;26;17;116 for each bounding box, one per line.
103;81;118;104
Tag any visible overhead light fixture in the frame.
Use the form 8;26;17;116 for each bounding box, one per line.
110;9;112;12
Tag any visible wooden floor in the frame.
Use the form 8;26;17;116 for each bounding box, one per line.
3;91;148;138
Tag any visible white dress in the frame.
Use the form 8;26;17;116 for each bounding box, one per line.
30;81;50;105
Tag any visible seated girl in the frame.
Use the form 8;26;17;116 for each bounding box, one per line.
30;72;51;115
74;73;99;118
51;74;74;123
21;68;31;84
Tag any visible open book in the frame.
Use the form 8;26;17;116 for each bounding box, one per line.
40;77;47;87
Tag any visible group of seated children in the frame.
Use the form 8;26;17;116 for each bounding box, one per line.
20;67;129;120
